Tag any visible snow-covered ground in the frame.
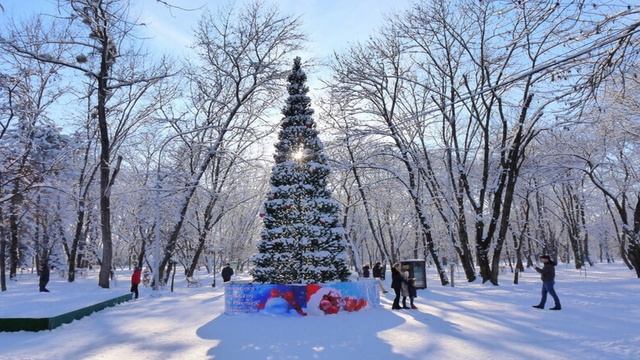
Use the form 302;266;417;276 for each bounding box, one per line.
0;270;129;317
0;263;638;360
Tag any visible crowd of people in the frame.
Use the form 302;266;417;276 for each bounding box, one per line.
363;262;417;310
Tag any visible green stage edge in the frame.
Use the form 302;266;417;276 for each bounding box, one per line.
0;293;133;332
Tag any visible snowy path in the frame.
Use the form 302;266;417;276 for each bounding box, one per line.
0;264;638;360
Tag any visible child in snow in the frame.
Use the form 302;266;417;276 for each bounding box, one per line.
131;267;141;299
532;255;561;310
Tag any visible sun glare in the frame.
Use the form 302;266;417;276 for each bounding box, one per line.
291;148;306;162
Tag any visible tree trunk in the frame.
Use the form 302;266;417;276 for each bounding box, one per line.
0;208;7;291
605;197;633;269
628;241;640;278
8;198;20;280
68;204;86;282
402;155;448;285
68;133;96;282
456;219;477;282
137;232;147;269
489;92;534;285
525;224;535;268
579;197;594;267
347;144;391;262
626;198;640;277
186;182;226;278
341;190;362;275
490;173;518;285
97;36;112;288
620;234;634;270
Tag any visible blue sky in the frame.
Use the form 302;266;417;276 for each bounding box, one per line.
138;0;411;55
1;0;414;134
2;0;413;85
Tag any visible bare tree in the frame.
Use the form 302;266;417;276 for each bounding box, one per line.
2;0;172;287
328;29;450;285
0;19;68;286
156;2;303;283
567;79;640;276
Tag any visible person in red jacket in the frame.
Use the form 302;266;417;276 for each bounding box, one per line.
131;267;142;299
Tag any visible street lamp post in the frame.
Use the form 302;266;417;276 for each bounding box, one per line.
211;244;224;287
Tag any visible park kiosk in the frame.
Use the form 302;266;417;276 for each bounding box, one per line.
400;259;427;289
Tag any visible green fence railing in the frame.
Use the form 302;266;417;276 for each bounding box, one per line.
0;293;133;332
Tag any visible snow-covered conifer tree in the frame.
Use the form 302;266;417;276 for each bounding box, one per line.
252;57;350;284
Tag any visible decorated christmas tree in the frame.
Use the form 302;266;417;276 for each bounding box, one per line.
251;57;350;284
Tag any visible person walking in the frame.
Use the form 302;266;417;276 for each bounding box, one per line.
131;267;142;299
532;255;562;310
221;263;234;283
362;264;371;278
39;261;50;292
373;262;388;293
391;263;405;310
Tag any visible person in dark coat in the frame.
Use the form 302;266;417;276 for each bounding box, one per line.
39;262;50;292
533;255;562;310
372;262;382;278
391;263;406;310
221;263;234;282
362;264;371;278
131;267;142;299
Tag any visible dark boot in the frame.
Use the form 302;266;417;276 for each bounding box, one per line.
532;305;544;309
549;306;562;310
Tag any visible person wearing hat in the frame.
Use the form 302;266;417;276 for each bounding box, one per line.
532;255;561;310
221;263;234;283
